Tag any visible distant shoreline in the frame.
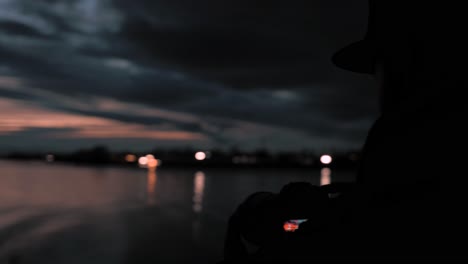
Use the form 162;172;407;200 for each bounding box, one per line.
1;146;362;171
0;158;359;171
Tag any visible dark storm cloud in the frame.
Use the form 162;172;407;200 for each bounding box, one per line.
0;0;378;150
103;0;370;86
107;0;378;126
0;21;50;39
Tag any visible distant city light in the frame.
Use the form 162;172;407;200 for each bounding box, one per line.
195;152;206;161
46;154;54;162
320;155;333;165
148;158;159;169
138;154;160;169
125;154;137;163
139;156;148;166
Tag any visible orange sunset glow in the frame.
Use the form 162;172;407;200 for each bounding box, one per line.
0;98;205;141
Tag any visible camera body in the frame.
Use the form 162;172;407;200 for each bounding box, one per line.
238;182;333;247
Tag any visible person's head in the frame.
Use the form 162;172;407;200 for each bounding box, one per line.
333;1;467;116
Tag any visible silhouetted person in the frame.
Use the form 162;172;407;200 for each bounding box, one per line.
223;1;468;262
333;0;468;260
334;0;468;258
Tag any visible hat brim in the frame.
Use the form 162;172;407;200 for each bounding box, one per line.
332;40;376;74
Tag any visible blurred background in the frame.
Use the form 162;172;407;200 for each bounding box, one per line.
0;0;377;263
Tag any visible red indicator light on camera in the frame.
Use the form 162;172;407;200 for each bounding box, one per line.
283;219;308;232
283;222;299;232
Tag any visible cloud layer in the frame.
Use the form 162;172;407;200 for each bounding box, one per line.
0;0;379;152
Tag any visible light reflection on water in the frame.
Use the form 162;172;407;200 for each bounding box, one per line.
0;160;354;264
320;167;332;186
191;171;206;243
192;171;205;213
146;168;157;206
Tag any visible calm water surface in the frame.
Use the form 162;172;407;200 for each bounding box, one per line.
0;160;355;263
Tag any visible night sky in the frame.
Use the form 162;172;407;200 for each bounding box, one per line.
0;0;378;153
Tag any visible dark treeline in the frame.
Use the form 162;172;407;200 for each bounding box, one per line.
1;145;361;169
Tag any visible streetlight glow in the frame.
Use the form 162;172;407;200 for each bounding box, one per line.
320;155;333;165
195;152;206;161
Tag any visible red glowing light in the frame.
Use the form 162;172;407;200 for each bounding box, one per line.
283;222;299;232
